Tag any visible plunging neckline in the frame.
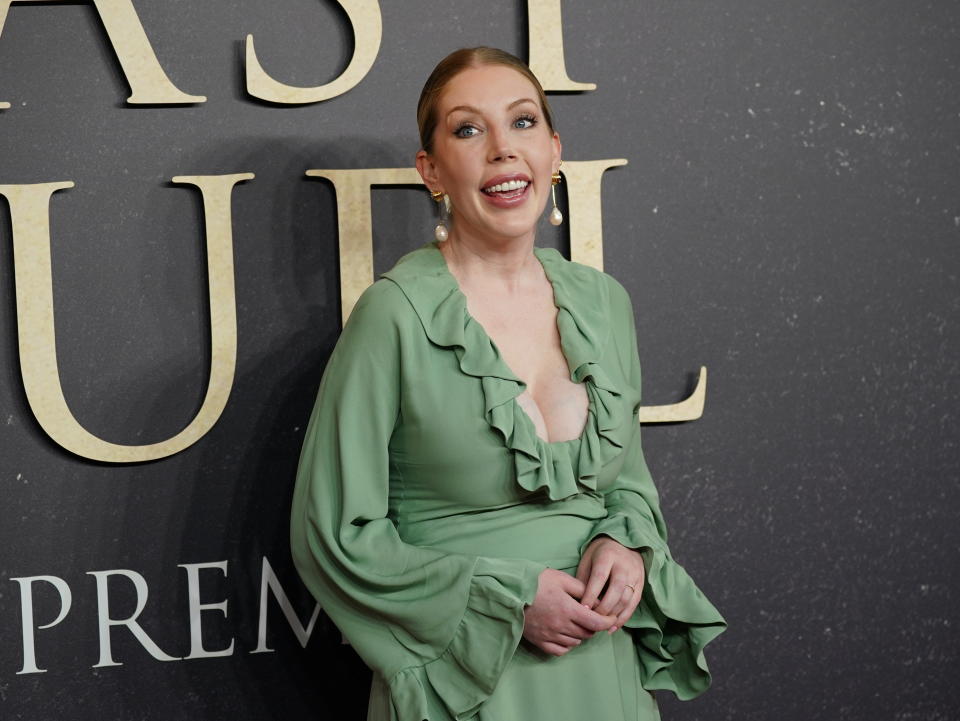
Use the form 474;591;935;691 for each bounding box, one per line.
430;241;593;447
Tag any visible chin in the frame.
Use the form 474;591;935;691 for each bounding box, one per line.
488;218;541;241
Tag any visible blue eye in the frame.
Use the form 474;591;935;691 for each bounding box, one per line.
454;124;479;138
514;114;537;129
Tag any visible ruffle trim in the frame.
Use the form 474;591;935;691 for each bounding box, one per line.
381;242;635;502
386;556;544;721
588;515;727;700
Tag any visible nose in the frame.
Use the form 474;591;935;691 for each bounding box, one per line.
486;126;517;162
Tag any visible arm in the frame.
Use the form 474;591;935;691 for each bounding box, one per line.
576;277;727;700
290;280;546;721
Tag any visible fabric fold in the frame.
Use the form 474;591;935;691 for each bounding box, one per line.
626;545;727;700
387;556;545;721
382;242;635;502
577;446;726;701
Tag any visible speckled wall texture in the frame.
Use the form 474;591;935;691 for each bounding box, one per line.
0;2;957;720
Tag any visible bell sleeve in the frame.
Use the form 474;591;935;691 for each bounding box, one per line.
578;277;727;700
290;279;547;721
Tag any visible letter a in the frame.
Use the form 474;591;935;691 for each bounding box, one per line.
0;173;253;462
0;0;205;109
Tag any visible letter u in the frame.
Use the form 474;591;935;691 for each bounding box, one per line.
0;173;252;462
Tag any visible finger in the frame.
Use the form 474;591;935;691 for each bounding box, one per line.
580;559;613;609
541;641;573;657
552;633;584;648
594;569;631;616
613;586;642;629
571;603;618;632
574;555;592;586
558;592;608;639
561;619;598;640
593;579;642;616
598;583;634;620
558;572;587;599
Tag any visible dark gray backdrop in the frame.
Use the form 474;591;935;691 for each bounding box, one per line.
1;1;957;719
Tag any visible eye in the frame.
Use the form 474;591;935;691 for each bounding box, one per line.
454;123;480;138
513;113;538;129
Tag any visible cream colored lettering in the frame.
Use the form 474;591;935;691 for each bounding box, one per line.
638;367;707;423
304;167;421;323
559;158;627;271
558;160;707;422
0;0;204;109
245;0;382;104
527;0;596;91
0;174;252;462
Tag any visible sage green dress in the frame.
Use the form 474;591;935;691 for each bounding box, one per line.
290;241;726;721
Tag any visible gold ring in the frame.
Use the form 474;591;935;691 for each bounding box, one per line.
624;584;636;592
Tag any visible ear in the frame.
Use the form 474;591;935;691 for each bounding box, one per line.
551;132;562;174
416;149;442;193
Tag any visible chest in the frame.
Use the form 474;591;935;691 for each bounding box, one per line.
462;283;589;443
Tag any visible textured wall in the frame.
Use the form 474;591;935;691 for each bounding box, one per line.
1;1;958;719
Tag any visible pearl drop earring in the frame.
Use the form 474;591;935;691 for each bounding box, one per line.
549;171;563;226
431;190;450;241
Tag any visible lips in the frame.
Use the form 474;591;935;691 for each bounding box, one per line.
480;173;533;208
481;173;531;196
482;178;529;195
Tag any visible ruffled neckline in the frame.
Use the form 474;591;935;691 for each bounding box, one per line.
381;240;633;501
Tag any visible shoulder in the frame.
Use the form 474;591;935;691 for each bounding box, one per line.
340;279;417;347
535;246;633;318
351;276;411;317
601;273;635;323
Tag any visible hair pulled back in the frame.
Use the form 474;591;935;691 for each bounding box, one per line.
416;47;556;154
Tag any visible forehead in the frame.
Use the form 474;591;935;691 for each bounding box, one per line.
438;64;540;115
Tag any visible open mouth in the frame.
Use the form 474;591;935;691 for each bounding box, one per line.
481;179;530;198
480;175;533;207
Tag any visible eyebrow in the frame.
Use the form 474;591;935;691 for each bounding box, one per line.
445;98;538;119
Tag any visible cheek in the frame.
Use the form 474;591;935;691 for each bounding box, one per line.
437;155;477;191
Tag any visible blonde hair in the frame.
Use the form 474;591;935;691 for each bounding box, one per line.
416;47;556;154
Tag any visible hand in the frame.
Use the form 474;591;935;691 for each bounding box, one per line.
575;536;646;633
522;568;618;657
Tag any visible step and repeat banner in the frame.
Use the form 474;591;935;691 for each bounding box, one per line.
1;2;957;719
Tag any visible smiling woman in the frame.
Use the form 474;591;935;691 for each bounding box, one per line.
289;47;726;721
415;57;561;250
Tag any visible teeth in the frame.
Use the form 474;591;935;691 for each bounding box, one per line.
483;179;529;193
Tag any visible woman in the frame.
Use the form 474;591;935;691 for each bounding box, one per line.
290;47;726;721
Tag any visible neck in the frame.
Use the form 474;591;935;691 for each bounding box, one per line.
440;225;540;293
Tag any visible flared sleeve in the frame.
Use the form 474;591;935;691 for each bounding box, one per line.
578;277;727;700
290;280;546;721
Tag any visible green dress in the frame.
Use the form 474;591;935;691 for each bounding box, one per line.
290;241;726;721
